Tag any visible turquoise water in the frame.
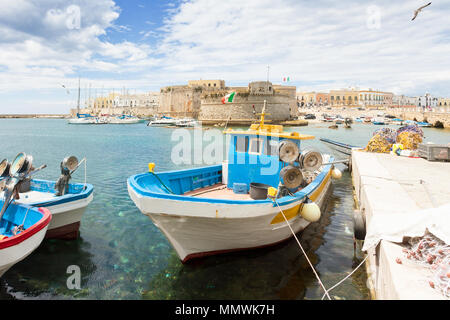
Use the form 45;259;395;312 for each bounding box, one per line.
0;119;449;300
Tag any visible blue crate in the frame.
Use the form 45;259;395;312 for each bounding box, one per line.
232;182;248;194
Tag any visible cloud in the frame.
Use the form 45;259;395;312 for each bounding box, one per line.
0;0;153;94
0;0;450;113
155;0;450;96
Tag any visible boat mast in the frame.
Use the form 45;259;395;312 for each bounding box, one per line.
77;77;81;115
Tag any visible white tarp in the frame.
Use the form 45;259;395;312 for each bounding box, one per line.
362;203;450;252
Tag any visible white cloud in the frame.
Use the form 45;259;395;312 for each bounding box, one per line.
156;0;450;96
0;0;450;113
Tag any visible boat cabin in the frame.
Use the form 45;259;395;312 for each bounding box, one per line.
223;110;314;193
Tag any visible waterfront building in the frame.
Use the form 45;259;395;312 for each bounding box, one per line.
315;93;329;106
296;92;316;107
437;97;450;112
329;88;360;107
417;93;438;111
358;89;393;109
392;95;417;108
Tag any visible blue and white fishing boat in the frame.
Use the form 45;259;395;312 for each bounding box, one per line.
0;154;94;240
128;102;341;262
416;121;432;127
0;202;51;277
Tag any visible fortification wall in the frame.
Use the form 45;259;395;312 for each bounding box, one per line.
158;86;202;113
199;94;292;121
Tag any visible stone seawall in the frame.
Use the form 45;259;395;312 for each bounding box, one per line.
199;95;292;121
387;109;450;128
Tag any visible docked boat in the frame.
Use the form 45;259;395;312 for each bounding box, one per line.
372;117;385;125
68;114;108;124
0;202;51;277
147;116;178;126
128;102;340;262
108;115;142;124
67;79;107;125
416;121;432;127
0;154;94;239
175;118;199;127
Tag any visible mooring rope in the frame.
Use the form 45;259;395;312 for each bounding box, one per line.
274;199;370;300
274;200;332;300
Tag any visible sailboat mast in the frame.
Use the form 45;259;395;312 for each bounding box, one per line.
77;78;81;114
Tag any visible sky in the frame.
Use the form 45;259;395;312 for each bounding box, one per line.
0;0;449;114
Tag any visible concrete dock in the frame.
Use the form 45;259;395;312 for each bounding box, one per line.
351;150;450;299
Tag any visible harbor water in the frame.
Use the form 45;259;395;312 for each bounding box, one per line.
1;119;449;300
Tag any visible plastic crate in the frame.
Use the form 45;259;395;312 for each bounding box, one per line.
418;143;450;161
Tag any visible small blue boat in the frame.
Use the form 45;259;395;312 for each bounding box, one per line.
128;101;340;262
0;202;51;277
416;121;432;127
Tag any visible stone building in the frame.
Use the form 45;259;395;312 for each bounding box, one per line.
199;81;294;122
438;97;450;112
329;89;360;107
417;93;438;111
158;80;226;117
392;95;417;108
358;89;393;109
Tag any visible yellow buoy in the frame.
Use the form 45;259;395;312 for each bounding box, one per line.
148;163;155;173
300;201;321;222
331;167;342;179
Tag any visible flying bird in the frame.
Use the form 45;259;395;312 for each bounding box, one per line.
61;84;70;94
411;2;432;21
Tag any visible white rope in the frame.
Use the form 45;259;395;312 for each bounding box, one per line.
274;200;332;300
274;199;370;300
321;254;369;300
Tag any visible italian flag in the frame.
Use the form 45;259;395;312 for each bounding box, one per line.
221;92;236;104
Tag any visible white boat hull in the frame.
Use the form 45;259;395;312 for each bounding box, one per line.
128;172;331;262
0;191;93;239
0;225;49;277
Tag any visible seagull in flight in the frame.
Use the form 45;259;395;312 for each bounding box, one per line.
412;2;432;21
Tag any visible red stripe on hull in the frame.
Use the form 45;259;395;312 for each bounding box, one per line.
45;222;80;240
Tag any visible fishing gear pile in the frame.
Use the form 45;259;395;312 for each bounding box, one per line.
401;233;450;298
365;124;424;154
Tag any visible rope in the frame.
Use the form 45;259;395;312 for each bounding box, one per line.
273;198;371;300
274;200;332;300
150;172;175;194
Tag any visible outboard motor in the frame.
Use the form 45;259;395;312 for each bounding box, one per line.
0;153;46;220
55;156;79;196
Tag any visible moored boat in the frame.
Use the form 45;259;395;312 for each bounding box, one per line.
416;121;432;127
108;114;142;124
0;154;94;240
372;117;385;125
147;116;178;126
0;203;51;277
128;101;340;262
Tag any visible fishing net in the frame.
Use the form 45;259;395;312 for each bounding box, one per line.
397;124;424;138
402;233;450;298
364;134;392;153
373;128;398;144
396;131;423;150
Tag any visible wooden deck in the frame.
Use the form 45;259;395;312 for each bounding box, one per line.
184;183;253;200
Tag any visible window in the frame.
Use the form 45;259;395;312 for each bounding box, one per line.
264;139;279;156
236;136;248;153
249;138;263;155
